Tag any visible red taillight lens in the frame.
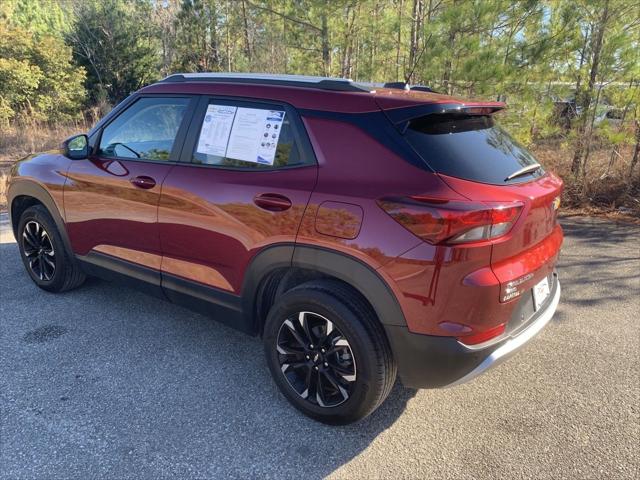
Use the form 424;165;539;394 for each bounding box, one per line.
457;323;506;346
377;196;523;245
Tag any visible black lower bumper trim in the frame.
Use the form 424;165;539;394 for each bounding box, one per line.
384;324;497;389
385;273;560;389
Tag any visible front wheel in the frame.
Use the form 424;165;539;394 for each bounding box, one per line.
263;281;396;425
17;205;85;292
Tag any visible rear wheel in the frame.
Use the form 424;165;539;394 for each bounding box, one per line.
263;280;396;425
17;205;85;292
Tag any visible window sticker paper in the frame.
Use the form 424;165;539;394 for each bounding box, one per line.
196;105;286;165
226;108;286;165
196;105;237;157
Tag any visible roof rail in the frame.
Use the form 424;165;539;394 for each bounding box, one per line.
161;72;373;93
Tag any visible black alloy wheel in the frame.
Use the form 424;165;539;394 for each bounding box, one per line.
17;205;86;292
21;220;56;281
263;280;397;424
276;311;357;408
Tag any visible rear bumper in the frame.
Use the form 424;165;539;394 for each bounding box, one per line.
385;273;560;389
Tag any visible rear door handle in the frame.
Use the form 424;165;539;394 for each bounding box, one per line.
130;175;156;189
253;193;292;212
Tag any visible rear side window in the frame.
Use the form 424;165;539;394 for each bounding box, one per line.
192;100;310;169
403;114;544;184
99;97;190;161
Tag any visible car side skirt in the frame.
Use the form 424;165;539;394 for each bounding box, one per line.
77;251;249;333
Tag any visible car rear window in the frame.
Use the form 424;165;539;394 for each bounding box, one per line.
403;114;544;184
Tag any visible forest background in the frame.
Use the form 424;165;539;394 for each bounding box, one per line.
1;0;638;216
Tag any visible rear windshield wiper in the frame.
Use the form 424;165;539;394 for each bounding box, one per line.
505;163;541;181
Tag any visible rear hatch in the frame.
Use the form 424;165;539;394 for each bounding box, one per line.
375;91;563;302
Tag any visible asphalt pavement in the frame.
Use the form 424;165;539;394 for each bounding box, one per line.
1;213;639;479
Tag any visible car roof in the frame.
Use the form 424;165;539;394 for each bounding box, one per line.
161;72;373;92
141;73;503;114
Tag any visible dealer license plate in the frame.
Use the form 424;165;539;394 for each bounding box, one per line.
532;276;551;311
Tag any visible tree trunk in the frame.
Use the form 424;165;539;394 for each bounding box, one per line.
341;5;357;78
395;0;403;81
225;0;231;71
581;83;604;183
408;0;423;83
241;0;252;62
630;120;640;178
321;3;330;76
571;0;609;175
442;30;455;94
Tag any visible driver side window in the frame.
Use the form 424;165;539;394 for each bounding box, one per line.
99;97;190;161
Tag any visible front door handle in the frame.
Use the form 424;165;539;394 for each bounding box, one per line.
130;175;156;189
254;193;292;212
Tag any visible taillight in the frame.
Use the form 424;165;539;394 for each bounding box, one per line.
377;196;523;245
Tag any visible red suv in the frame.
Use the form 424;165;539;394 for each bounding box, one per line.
8;73;562;424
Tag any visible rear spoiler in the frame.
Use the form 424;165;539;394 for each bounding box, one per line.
383;102;506;132
383;82;437;93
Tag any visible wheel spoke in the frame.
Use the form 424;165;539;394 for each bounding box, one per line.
23;231;38;249
315;372;327;407
276;344;305;357
298;312;317;346
324;318;334;337
31;257;43;280
42;261;52;280
321;370;349;400
42;255;55;269
42;236;54;255
315;318;335;348
302;367;315;398
325;336;350;355
42;256;55;280
283;319;309;348
27;228;40;247
327;361;356;382
281;359;307;371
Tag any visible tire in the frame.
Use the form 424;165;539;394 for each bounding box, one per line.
263;280;396;425
17;205;86;293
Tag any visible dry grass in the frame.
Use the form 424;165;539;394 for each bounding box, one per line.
534;143;640;219
0;121;91;211
0;122;638;219
0;170;8;212
0;121;90;163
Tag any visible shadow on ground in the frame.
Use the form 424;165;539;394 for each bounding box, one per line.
554;216;639;314
0;240;417;479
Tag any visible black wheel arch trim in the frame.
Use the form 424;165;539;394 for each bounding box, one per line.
8;180;73;255
241;244;408;334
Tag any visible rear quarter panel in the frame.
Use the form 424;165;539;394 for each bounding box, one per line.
296;116;469;266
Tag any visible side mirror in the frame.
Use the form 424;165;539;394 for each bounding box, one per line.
62;134;90;160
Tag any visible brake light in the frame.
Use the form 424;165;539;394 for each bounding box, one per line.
457;323;506;346
377;196;523;245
